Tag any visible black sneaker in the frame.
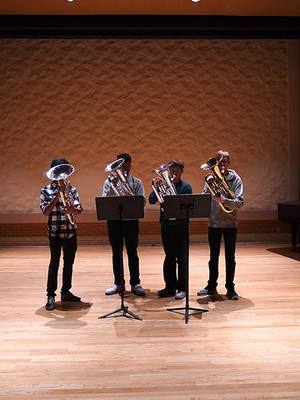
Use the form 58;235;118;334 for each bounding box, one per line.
45;296;55;311
226;290;239;300
157;287;176;298
61;291;81;302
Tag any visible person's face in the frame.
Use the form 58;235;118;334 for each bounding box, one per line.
219;156;230;174
170;166;183;183
122;160;131;175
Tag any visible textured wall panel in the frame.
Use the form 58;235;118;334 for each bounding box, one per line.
0;39;288;213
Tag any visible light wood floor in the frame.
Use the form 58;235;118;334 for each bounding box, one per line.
0;243;300;400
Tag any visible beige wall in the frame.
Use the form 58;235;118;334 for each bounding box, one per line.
288;40;300;200
0;39;298;221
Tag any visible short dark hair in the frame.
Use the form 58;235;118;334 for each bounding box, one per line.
50;158;70;168
171;159;184;169
117;153;132;163
217;150;230;161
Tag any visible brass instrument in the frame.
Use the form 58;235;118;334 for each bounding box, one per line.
105;158;134;196
201;154;235;214
152;161;176;204
46;163;76;225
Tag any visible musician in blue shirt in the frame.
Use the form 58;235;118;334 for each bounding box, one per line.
149;160;192;300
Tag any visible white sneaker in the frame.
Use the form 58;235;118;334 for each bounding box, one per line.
197;287;218;296
175;290;186;300
105;284;122;295
197;288;209;296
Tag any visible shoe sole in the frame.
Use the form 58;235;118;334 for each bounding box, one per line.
105;291;121;295
61;298;81;302
197;292;218;296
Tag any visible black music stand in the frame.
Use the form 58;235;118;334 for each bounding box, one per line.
163;193;211;324
95;195;144;320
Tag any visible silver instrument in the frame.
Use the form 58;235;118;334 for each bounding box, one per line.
46;163;76;225
152;161;176;203
201;154;235;214
105;158;134;196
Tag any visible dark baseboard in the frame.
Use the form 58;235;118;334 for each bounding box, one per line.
1;15;300;38
0;220;290;238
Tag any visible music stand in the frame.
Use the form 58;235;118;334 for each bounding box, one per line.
95;195;144;320
163;193;211;324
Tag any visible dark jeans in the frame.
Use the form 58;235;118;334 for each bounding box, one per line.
207;227;237;292
47;234;77;297
107;220;140;287
161;222;188;291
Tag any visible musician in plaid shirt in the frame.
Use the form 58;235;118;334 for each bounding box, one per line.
40;158;83;311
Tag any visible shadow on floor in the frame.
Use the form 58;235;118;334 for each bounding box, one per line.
267;246;300;261
35;301;93;329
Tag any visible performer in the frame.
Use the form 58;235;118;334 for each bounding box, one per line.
102;153;145;296
197;150;244;300
40;158;83;311
149;160;192;299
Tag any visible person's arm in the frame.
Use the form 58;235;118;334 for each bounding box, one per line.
149;190;159;204
181;182;192;195
133;177;145;197
40;185;60;216
102;180;109;197
67;186;83;215
201;183;210;195
43;195;59;215
222;178;244;209
215;175;244;210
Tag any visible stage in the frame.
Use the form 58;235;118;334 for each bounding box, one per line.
0;243;300;399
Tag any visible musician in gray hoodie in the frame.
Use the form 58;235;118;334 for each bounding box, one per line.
197;150;244;300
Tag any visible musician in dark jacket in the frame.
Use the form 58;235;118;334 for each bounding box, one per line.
197;150;244;300
40;158;83;311
149;160;192;300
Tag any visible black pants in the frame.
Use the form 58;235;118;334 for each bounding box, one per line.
47;234;77;297
161;222;188;291
107;220;140;287
207;227;237;292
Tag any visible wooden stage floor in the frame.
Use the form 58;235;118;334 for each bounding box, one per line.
0;243;300;400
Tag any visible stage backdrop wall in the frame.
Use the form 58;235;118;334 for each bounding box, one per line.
0;39;299;244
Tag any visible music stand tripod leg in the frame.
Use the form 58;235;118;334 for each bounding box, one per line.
99;306;124;319
99;306;142;320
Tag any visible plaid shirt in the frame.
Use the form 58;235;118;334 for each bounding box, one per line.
40;182;83;239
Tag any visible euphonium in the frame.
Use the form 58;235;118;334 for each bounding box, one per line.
46;163;76;225
152;161;176;203
105;158;134;196
201;154;235;214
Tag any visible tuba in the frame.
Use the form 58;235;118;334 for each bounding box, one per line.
152;161;177;204
201;154;235;214
46;163;76;225
105;158;134;196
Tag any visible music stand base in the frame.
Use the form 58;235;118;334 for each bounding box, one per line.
167;306;208;324
99;305;142;321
